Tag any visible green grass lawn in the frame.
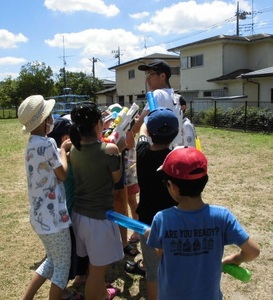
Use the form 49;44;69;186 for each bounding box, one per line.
1;119;273;299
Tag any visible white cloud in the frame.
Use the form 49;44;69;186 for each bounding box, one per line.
45;28;142;57
44;0;119;17
0;57;27;66
45;28;173;79
129;11;150;20
0;30;28;49
137;0;251;35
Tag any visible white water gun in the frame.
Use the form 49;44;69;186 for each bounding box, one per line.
102;102;139;144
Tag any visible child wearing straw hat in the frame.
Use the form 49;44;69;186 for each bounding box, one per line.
18;95;73;300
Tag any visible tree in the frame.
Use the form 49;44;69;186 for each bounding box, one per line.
18;61;56;99
0;76;19;108
55;71;104;100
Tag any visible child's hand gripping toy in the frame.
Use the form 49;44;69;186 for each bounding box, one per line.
102;102;139;144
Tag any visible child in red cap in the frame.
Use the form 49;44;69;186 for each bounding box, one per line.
147;146;260;300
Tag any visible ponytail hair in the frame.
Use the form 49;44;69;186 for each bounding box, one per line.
70;101;102;150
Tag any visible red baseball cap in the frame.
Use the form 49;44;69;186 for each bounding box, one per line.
157;146;207;180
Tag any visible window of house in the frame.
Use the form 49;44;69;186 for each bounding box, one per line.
190;55;203;67
118;96;125;106
203;91;212;97
129;95;133;104
181;54;203;69
128;69;135;79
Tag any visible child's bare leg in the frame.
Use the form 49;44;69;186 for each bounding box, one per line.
147;281;158;300
85;263;108;300
49;282;63;300
21;272;46;300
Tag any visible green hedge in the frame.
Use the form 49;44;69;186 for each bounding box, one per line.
192;106;273;133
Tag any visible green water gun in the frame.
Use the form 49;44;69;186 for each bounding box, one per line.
222;264;251;283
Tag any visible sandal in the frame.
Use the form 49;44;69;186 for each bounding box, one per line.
123;244;140;257
124;259;146;277
105;287;120;300
61;291;84;300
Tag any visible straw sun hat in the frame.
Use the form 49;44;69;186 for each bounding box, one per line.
18;95;55;133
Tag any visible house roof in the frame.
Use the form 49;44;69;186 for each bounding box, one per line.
239;66;273;79
168;33;273;52
101;79;115;86
108;53;179;70
207;69;252;82
96;86;116;95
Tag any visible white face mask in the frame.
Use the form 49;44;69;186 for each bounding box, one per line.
46;114;54;134
46;122;54;134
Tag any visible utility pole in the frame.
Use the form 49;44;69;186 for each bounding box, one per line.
112;47;121;65
235;1;252;36
89;57;98;78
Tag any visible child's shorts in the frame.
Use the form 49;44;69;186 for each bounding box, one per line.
72;212;124;266
127;183;140;195
37;228;71;289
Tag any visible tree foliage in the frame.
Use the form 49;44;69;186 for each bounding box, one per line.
18;61;55;99
0;61;106;109
56;70;104;100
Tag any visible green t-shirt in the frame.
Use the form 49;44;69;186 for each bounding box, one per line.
70;142;120;219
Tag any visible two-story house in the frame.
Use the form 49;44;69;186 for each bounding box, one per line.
108;53;180;107
168;33;273;108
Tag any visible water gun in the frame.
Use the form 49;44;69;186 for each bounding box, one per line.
106;210;252;283
222;264;251;283
103;111;118;123
103;107;128;138
102;102;139;144
146;91;157;111
106;210;150;235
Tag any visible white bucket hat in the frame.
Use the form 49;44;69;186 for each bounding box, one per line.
18;95;55;133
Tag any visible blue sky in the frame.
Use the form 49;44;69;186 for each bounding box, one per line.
1;0;273;82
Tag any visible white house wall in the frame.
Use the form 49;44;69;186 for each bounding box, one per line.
243;77;272;106
247;42;273;70
180;43;223;92
116;63;146;98
223;44;248;73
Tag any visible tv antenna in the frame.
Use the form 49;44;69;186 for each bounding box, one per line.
112;47;122;65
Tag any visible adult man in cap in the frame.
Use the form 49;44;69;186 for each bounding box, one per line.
132;59;182;147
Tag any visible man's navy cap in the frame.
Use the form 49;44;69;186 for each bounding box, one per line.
138;59;171;79
144;107;178;136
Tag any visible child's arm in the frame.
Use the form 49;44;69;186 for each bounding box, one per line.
222;237;260;265
139;122;149;137
54;139;71;182
105;143;123;183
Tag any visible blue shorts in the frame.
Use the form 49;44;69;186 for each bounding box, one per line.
72;212;124;266
37;228;71;289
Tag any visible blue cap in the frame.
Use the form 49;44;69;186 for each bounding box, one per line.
144;107;178;136
48;117;71;136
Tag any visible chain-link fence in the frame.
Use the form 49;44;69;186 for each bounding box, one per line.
186;100;273;133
